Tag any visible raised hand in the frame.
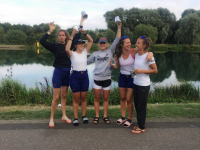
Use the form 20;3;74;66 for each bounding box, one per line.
71;28;78;37
48;21;56;32
117;20;122;28
80;28;86;35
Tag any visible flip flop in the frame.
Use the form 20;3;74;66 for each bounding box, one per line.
133;125;139;130
131;129;146;134
49;122;55;128
61;118;72;124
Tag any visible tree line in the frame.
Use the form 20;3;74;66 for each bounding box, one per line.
0;8;200;46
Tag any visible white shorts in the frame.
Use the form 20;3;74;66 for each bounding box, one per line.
92;79;111;90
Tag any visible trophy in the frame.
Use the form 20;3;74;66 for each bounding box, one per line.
130;70;137;78
115;16;120;25
81;11;88;18
73;25;78;31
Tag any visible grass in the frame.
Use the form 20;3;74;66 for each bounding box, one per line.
0;77;199;106
0;103;199;120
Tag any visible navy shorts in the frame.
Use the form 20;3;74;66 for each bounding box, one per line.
52;68;70;88
118;73;134;89
70;70;89;93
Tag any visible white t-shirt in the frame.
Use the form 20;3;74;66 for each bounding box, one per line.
70;48;87;71
133;52;155;86
119;53;134;75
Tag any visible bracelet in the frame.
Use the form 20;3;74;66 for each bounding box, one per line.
69;39;73;41
84;33;87;36
80;25;83;28
48;30;52;33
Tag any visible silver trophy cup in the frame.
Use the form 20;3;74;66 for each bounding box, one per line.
81;11;88;18
115;16;120;25
73;25;78;31
130;70;137;78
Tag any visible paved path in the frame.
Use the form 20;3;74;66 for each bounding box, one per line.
0;119;200;150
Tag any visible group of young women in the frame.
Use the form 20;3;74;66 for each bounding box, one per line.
39;14;157;134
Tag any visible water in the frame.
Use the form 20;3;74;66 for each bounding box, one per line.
0;50;200;90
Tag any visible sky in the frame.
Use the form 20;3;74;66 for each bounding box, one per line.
0;0;199;30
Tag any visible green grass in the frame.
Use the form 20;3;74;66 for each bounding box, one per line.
0;103;199;120
0;78;199;106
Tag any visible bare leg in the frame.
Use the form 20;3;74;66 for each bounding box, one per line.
61;86;69;119
119;87;127;118
93;88;101;123
72;92;81;119
126;88;134;120
80;91;88;116
102;90;110;123
50;88;60;123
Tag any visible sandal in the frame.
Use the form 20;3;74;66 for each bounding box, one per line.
123;119;132;128
73;119;79;126
131;129;146;134
82;116;89;124
116;117;126;125
49;122;55;128
61;117;72;124
93;117;99;124
103;117;110;124
133;125;139;130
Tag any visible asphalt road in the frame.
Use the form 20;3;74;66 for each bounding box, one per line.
0;119;200;150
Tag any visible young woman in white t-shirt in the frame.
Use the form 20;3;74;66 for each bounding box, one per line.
65;28;93;126
111;36;153;128
131;36;157;134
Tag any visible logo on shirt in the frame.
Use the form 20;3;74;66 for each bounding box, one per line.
96;54;109;62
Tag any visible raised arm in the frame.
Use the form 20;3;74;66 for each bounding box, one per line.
66;29;78;57
80;29;93;52
39;21;56;51
109;22;122;54
71;14;87;50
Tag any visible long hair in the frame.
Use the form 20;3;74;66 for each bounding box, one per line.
56;29;70;44
114;36;131;59
139;36;152;51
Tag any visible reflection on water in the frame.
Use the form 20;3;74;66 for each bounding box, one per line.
0;50;200;90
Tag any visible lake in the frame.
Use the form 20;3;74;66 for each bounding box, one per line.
0;50;200;90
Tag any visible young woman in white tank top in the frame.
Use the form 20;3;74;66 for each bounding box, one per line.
111;36;153;128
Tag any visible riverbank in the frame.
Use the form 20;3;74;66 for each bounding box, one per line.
0;103;199;120
0;45;27;50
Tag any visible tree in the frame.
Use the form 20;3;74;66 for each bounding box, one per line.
178;13;200;50
26;36;36;46
181;9;197;18
106;29;115;43
124;28;134;42
133;24;158;45
0;26;5;43
3;30;27;45
159;27;168;44
0;22;12;33
174;29;182;45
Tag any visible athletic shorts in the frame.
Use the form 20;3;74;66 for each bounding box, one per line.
92;79;111;90
70;70;89;93
52;68;70;88
118;73;134;89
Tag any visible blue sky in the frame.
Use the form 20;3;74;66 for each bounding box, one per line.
0;0;199;30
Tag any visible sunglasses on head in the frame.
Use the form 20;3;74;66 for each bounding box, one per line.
100;42;106;44
122;36;129;40
140;36;146;43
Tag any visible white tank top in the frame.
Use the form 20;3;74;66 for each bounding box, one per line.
119;52;134;75
70;48;87;71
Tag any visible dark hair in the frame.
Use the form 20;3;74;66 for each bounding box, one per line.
114;36;131;59
56;29;70;44
138;36;152;51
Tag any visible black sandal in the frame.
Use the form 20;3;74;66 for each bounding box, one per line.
73;119;79;126
93;117;99;124
103;117;110;124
